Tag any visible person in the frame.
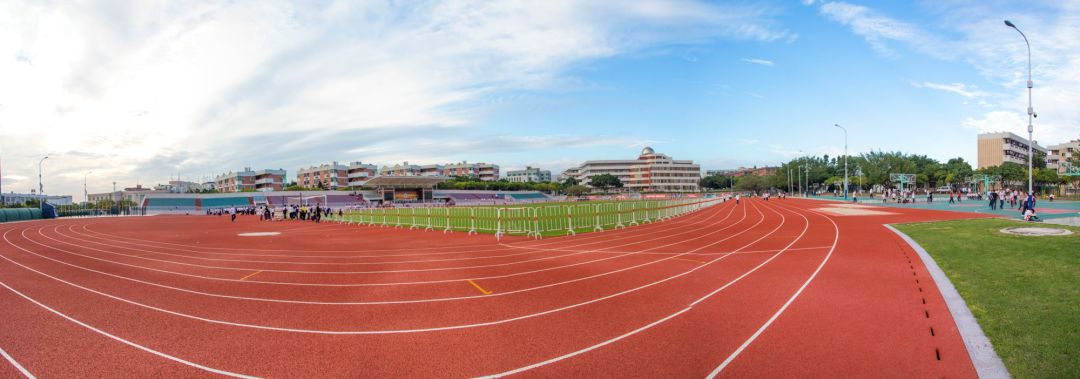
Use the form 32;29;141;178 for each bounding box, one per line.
735;194;741;205
229;207;237;222
1049;193;1055;202
998;190;1005;210
988;191;997;210
927;192;933;203
948;192;955;204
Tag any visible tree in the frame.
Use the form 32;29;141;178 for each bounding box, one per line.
565;185;590;197
699;174;731;190
588;174;623;192
734;175;768;194
561;177;580;187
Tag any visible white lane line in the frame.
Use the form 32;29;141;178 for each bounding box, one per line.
0;280;258;379
0;346;35;379
29;201;743;285
76;201;723;256
59;206;725;266
705;201;839;377
56;203;732;274
0;202;763;333
0;202;745;308
477;199;805;377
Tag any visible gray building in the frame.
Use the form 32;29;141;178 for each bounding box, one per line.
506;166;552;183
1;192;74;206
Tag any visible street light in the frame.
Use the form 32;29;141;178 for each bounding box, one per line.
38;156;49;211
1004;19;1035;195
834;124;849;199
84;171;93;204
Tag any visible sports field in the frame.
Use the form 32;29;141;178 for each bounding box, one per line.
331;198;720;237
0;198;999;377
812;194;1080;221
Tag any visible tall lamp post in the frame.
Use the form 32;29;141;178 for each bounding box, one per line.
38;156;49;211
834;124;849;199
84;171;93;204
1004;20;1035;195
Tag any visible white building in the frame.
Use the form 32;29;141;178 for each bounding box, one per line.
506;166;552;183
562;147;701;192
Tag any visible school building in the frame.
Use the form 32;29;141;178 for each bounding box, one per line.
562;147;701;192
1047;139;1079;174
976;132;1047;169
214;168;287;192
379;161;500;181
506;166;552;183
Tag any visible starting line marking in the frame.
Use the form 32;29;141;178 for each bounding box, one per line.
239;271;263;281
467;279;493;295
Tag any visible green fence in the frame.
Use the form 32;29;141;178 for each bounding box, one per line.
331;198;722;239
0;208;43;223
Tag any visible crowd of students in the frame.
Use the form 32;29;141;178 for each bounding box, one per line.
207;205;344;223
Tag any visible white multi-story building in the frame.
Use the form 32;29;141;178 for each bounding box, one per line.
506;166;552;183
562;147;701;192
1047;139;1079;174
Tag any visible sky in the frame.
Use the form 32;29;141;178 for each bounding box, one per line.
1;0;1078;200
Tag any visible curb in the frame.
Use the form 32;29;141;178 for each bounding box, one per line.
885;224;1011;379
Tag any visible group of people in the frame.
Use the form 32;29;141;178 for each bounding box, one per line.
987;189;1041;221
207;204;343;223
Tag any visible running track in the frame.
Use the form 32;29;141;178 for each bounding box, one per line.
0;198;985;378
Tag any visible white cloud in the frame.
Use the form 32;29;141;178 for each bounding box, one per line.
0;0;794;197
741;58;774;66
818;2;943;58
910;82;988;98
961;111;1026;135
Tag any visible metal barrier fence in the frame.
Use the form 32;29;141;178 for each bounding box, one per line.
331;198;723;240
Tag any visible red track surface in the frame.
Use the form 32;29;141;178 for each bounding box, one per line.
0;198;985;378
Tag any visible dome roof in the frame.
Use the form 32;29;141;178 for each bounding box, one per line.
641;146;655;155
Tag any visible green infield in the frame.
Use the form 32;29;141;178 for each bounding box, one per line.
330;198;721;238
894;218;1079;379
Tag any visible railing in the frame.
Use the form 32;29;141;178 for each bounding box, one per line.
330;198;723;240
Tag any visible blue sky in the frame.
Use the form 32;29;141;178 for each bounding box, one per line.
1;1;1077;198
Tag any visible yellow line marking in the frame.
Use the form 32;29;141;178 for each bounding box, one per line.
673;257;706;264
239;271;263;281
467;279;493;295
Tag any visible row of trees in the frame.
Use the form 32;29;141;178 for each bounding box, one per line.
701;150;1076;195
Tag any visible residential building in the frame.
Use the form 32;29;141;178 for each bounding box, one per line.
506;166;552;183
297;162;348;190
977;132;1047;169
443;161;500;181
379;161;500;181
562;147;701;192
215;168;286;192
380;162;422;176
1047;139;1080;174
347;161;379;188
254;169;287;192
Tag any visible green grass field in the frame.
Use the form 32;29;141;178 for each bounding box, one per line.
329;198;718;237
895;219;1079;378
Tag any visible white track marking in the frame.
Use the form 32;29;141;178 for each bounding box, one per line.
0;203;746;306
0;346;35;379
0;202;777;334
0;280;258;379
478;199;818;377
76;202;721;256
705;201;839;377
63;202;723;265
19;202;743;282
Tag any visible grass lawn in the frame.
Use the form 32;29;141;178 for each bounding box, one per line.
894;218;1079;379
332;199;719;237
